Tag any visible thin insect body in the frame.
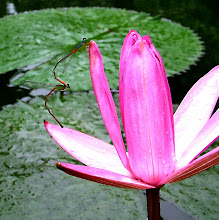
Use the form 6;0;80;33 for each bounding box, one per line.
53;38;88;84
24;80;70;128
48;38;87;127
23;39;87;127
45;83;70;128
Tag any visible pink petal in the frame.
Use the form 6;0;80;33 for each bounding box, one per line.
174;66;219;160
160;147;219;184
89;41;130;171
119;31;143;131
177;110;219;168
56;162;154;189
119;31;175;185
44;121;133;177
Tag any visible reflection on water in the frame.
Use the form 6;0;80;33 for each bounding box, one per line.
6;2;17;15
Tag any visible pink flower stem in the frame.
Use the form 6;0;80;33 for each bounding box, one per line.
146;188;161;220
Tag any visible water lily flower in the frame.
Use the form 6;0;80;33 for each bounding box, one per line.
45;31;219;190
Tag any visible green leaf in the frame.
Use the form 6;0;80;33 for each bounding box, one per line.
0;93;147;219
0;7;203;90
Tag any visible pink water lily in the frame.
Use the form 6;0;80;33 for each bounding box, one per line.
45;30;219;189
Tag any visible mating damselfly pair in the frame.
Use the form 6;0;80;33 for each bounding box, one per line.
23;38;88;128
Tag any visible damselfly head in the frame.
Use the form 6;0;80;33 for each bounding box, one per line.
66;83;70;89
82;38;89;51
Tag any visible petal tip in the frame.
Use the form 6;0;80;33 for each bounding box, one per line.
89;40;96;48
56;162;63;170
44;120;48;127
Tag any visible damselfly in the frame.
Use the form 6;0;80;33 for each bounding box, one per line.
53;38;88;84
23;80;70;128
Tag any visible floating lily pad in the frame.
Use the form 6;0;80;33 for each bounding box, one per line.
0;7;203;90
0;92;218;219
0;93;146;219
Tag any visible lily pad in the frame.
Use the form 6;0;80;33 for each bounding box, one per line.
0;93;146;219
0;92;218;219
0;7;203;90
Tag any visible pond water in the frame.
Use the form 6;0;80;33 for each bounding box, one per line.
0;1;218;220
